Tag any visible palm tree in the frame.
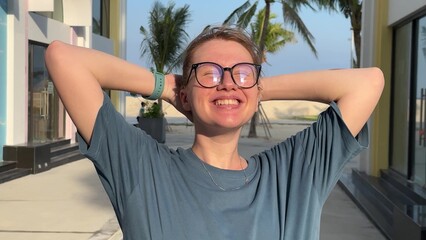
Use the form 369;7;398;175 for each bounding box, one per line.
315;0;362;67
140;1;190;84
139;1;190;115
249;8;297;138
250;8;296;63
225;0;319;137
225;0;318;58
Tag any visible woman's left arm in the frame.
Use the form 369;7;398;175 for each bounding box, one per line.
260;67;385;136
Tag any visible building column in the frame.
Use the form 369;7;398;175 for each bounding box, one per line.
0;0;7;160
110;0;127;115
6;0;28;146
361;0;392;176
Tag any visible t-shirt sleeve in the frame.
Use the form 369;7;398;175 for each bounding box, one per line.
273;101;368;203
76;92;163;216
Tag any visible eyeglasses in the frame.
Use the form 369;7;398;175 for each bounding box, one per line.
187;62;261;89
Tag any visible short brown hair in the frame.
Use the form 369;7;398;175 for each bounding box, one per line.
181;25;262;87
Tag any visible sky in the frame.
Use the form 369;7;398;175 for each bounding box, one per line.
126;0;353;77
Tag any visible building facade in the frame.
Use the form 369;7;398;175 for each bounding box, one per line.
0;0;126;180
341;1;426;239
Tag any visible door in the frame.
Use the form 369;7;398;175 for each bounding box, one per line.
28;42;65;143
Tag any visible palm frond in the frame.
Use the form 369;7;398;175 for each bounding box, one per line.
281;0;316;12
223;0;253;25
304;0;337;11
166;51;185;73
236;2;259;28
281;1;317;57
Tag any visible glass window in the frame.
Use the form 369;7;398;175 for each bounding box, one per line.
92;0;110;37
414;16;426;186
390;23;412;176
92;0;101;34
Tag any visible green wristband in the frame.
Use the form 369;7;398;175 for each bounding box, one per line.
145;71;165;100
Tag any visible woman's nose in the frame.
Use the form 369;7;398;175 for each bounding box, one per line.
217;70;237;91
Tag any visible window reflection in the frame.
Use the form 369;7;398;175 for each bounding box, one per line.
391;23;412;176
28;43;65;143
414;16;426;187
92;0;110;37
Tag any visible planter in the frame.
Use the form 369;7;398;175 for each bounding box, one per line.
138;117;166;143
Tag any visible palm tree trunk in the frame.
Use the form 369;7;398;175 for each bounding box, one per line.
248;0;271;138
350;3;362;68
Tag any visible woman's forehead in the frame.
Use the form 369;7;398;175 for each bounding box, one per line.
192;39;253;63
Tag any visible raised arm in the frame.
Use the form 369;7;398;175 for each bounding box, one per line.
45;41;178;143
260;68;384;136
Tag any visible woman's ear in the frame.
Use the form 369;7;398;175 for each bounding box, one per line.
179;88;192;111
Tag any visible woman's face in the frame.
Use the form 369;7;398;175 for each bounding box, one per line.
180;39;260;131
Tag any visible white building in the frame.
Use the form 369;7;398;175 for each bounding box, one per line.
0;0;126;181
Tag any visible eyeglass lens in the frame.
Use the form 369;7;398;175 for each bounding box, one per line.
195;62;258;88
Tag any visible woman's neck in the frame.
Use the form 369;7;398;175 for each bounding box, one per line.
191;128;246;170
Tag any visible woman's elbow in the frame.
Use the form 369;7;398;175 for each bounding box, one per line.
45;40;70;68
365;67;385;95
359;67;385;98
45;41;71;82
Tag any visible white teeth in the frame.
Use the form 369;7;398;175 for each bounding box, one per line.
215;99;239;106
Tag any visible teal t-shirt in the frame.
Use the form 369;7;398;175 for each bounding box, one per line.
78;92;368;240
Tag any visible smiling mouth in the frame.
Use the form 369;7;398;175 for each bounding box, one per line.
214;99;239;106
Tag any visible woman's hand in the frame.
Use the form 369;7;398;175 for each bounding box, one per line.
163;74;193;122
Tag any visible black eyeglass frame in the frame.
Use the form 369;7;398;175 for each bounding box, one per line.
187;61;262;89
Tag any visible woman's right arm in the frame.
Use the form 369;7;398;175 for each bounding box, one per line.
45;41;174;143
260;68;384;137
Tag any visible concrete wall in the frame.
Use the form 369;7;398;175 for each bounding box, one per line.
62;0;91;26
388;0;426;25
92;33;114;53
28;0;54;12
29;12;70;43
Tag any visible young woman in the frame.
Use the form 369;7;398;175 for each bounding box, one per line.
45;26;384;239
